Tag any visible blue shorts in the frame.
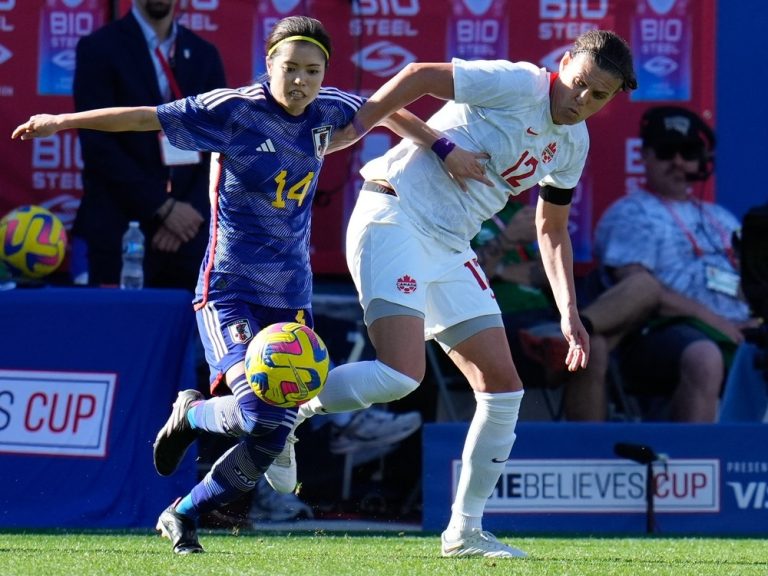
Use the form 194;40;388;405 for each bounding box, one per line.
196;300;314;392
618;321;721;395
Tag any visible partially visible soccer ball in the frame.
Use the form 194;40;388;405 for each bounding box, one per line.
245;322;330;409
0;205;67;279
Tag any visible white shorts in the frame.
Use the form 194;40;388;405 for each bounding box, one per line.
346;189;501;341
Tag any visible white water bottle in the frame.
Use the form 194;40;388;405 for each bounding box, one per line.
120;221;145;290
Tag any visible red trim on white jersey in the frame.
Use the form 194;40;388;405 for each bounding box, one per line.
549;71;559;95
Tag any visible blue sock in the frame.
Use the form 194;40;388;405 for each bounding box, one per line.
174;494;198;519
186;405;199;429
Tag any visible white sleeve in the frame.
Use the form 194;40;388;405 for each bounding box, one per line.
452;58;548;109
539;127;590;190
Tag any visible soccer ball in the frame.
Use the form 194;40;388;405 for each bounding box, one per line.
244;322;330;408
0;205;67;279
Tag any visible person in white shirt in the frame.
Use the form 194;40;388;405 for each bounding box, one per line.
268;29;637;558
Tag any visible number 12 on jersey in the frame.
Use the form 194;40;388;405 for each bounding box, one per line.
501;151;538;189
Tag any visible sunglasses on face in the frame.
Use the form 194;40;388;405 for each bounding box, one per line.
652;142;703;161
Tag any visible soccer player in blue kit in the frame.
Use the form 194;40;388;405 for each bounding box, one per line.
13;15;489;554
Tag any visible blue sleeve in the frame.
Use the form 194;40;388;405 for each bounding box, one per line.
318;87;365;128
157;89;235;153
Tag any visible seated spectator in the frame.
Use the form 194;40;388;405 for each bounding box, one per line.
594;106;761;422
473;200;660;421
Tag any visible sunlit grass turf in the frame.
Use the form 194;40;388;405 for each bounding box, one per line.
0;530;765;576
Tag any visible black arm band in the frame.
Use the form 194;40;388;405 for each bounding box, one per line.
538;185;574;206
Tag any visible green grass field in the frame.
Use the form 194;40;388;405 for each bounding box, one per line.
0;531;765;576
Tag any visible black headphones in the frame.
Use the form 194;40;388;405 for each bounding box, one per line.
640;106;716;182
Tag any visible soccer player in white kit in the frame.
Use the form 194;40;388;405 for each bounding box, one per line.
270;29;637;558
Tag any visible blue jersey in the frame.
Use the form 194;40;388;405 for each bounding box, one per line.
157;83;363;309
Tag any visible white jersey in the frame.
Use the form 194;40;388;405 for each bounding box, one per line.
360;58;589;252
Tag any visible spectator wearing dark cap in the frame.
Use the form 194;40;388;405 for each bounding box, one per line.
594;106;761;422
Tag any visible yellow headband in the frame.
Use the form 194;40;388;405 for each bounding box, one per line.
267;35;329;61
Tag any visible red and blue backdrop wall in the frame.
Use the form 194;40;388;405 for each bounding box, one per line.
1;0;728;276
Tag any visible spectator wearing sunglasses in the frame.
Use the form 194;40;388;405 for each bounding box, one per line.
594;106;761;422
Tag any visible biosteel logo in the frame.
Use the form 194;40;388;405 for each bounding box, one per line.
271;0;302;13
351;41;416;77
461;0;494;15
648;0;677;15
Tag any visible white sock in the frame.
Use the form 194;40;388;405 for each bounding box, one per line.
300;360;419;417
445;390;523;538
444;513;481;540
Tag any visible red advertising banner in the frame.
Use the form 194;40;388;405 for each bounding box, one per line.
0;0;107;231
504;0;716;266
3;0;716;276
308;0;451;273
117;0;256;87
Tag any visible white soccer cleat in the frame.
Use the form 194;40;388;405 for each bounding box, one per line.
440;529;528;558
264;433;298;494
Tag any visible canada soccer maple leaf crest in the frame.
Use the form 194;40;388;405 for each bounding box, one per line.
541;142;557;163
396;274;417;294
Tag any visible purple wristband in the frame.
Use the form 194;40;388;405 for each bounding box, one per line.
431;137;456;162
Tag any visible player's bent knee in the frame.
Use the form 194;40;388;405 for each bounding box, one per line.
371;360;420;403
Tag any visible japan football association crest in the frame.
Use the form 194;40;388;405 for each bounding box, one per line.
312;125;332;159
227;319;253;344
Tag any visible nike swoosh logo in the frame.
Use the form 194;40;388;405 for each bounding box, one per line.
491;457;510;463
526;127;538;135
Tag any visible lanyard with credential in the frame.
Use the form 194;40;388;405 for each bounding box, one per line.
660;198;738;269
154;44;183;100
153;43;201;187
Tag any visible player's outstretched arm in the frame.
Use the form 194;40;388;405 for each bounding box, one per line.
353;62;455;138
11;106;160;140
327;107;492;191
